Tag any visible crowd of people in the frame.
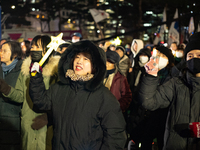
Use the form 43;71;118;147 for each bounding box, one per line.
0;31;200;150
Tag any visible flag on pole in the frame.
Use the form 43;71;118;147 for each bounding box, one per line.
89;9;109;23
188;17;195;35
168;8;179;46
153;7;167;45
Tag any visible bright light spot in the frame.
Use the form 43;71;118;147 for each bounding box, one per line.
42;15;45;18
90;26;95;29
11;5;15;9
193;3;195;6
37;9;39;11
36;14;39;18
67;19;71;23
32;8;35;11
146;11;153;14
111;36;122;46
118;16;122;19
105;2;109;5
89;30;93;33
139;143;141;148
119;24;121;26
120;29;125;33
191;11;193;13
187;5;189;8
143;23;152;27
163;43;168;47
112;20;117;24
97;30;100;33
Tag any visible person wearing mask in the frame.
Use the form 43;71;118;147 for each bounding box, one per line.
174;44;184;65
0;41;23;150
115;46;131;77
125;43;132;57
29;40;127;149
138;32;200;149
126;48;151;149
71;32;82;43
104;50;132;113
1;35;60;150
130;39;144;68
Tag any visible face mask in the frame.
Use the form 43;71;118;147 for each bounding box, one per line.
176;51;183;58
31;51;43;62
125;48;131;52
72;39;80;43
158;57;168;70
139;56;149;64
187;58;200;74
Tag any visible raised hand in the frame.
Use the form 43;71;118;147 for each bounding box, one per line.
144;56;159;76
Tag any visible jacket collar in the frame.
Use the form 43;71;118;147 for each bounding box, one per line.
21;56;60;76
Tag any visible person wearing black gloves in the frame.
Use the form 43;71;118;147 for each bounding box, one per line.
29;40;127;150
138;32;200;149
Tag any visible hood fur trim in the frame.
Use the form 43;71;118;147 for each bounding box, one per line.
21;56;60;76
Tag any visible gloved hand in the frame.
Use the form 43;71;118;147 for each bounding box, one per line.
0;79;11;95
31;113;48;130
30;62;42;73
144;56;159;77
189;122;200;138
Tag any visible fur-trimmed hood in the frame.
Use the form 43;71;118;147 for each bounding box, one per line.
58;40;106;91
21;56;60;76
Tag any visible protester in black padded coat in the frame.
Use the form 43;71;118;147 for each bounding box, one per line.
29;40;127;150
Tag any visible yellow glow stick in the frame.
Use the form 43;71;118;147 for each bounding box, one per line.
31;33;65;76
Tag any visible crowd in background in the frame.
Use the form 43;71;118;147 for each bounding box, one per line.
0;31;200;150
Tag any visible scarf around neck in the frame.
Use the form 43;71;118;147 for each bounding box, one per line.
2;59;19;78
65;69;94;81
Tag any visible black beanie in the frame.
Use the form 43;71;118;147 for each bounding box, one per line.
106;50;120;64
156;46;175;65
184;32;200;60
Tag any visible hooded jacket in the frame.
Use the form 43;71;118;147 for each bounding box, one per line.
29;40;127;150
5;56;60;150
138;71;200;150
130;39;144;67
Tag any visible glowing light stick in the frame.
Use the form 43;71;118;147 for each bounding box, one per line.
31;33;66;76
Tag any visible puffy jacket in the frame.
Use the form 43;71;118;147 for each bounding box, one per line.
138;71;200;150
29;40;127;150
5;56;60;150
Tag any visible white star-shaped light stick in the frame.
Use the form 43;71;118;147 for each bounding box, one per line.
31;33;65;76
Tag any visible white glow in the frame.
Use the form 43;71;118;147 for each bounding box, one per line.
105;2;109;5
191;11;193;13
193;3;196;6
143;23;152;27
97;30;100;33
120;29;125;33
11;5;15;9
119;24;121;26
146;11;153;14
32;8;35;11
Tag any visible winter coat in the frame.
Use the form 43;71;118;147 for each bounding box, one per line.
138;71;200;150
104;70;132;112
130;39;144;67
118;54;131;77
5;56;60;150
29;40;127;150
0;59;23;150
